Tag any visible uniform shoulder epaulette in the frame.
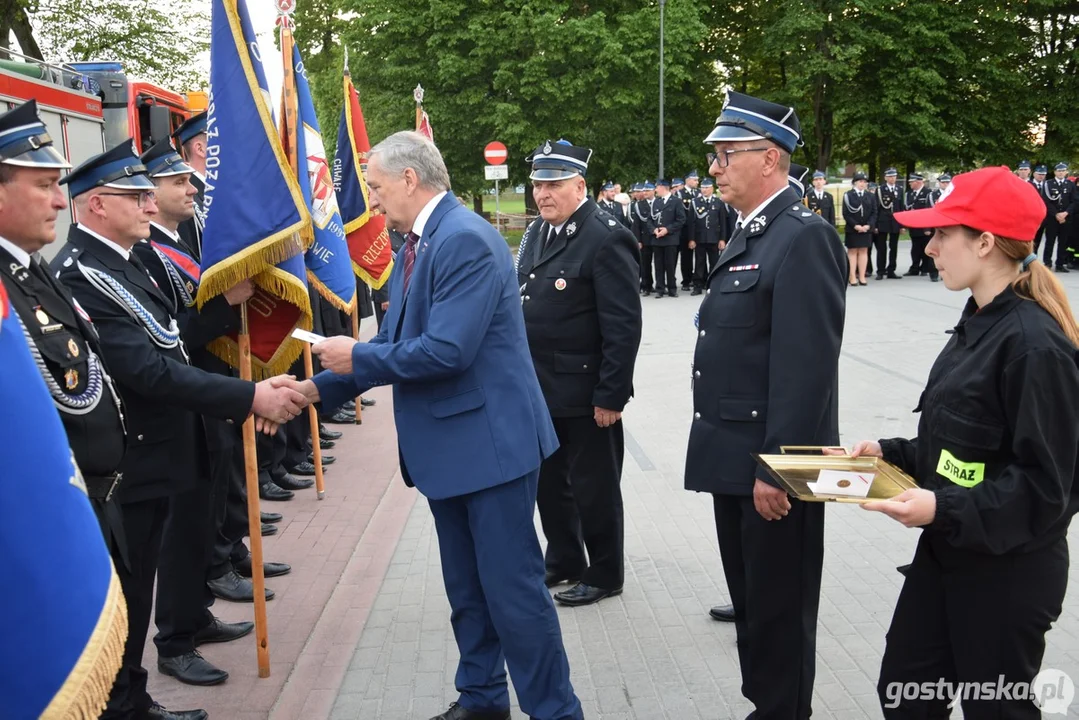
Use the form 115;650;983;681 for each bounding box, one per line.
787;203;821;224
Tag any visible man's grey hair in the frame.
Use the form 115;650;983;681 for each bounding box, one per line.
369;131;451;192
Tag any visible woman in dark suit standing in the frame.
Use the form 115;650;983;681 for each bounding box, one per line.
842;171;878;285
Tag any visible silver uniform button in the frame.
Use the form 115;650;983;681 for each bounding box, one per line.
693;412;701;419
699;330;706;337
524;296;530;301
137;434;144;441
694;370;701;378
751;410;758;418
529;273;535;279
706;289;711;294
583;364;588;369
734;280;740;287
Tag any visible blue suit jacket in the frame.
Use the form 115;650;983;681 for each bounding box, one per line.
314;193;559;500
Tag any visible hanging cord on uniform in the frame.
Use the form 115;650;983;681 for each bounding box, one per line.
13;311;114;416
151;245;194;307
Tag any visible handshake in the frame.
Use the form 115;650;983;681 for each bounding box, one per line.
249;375;321;435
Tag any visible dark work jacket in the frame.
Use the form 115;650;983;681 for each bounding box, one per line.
686;188;846;495
805;189;836;226
880;287;1079;556
54;226;254;503
517;199;643;417
650;194;685;248
902;187;935;240
875;183;903;233
134;224;242;452
688;194;728;245
1042;177;1078;218
3;247;125;477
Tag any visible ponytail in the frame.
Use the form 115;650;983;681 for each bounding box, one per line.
996;237;1079;347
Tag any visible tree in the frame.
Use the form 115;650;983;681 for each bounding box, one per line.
1026;2;1079;162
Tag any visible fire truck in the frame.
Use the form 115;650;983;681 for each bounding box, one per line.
0;52;194;258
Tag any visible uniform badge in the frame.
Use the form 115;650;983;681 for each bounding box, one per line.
186;281;195;294
566;222;577;236
608;219;616;226
65;368;79;390
543;140;552;155
68;338;80;357
35;309;49;325
554;278;567;291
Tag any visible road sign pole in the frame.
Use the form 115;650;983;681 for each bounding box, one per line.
495;179;500;230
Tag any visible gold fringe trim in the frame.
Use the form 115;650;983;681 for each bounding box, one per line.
307;270;357;314
196;225;310;310
41;564;128;720
352;258;395;291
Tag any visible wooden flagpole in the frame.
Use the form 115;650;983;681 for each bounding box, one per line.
414;84;423;133
239;303;271;677
352;304;362;425
303;344;326;499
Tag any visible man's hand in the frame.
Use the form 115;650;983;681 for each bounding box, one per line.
312;336;358;374
654;227;668;238
594;407;622;428
688;240;697;250
224;279;255;306
1056;212;1068;224
718;241;727;251
381;301;389;312
856;224;869;233
753;478;791;520
251;374;308;430
823;440;883;458
862;489;936;527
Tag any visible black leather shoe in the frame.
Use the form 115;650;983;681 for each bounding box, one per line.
544;570;580;589
554;582;623;606
261;511;282;524
897;564;911;576
360;396;376;407
261;523;277;536
259;482;294;502
319;426;343;441
668;291;678;297
654;292;665;298
207;570;274;602
235;555;292;578
690;288;702;296
875;273;884;281
193;616;254;646
429;702;510;720
1056;265;1071;273
930;275;940;282
276;471;315;489
887;271;901;279
709;604;735;622
322;409;354;424
145;702;208;720
307;453;336;465
314;437;336;450
157;650;228;686
640;288;653;296
285;463;319;479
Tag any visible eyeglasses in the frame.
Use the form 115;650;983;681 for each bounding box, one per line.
707;147;772;169
99;190;156;208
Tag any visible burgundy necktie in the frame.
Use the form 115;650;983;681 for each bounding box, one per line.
402;231;419;293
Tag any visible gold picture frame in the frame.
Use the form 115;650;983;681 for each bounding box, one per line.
752;446;920;503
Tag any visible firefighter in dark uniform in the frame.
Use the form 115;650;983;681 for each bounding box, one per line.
632;181;656;295
841;166;1079;719
1040;162;1076;272
597;180;630;228
680;170;701;288
1032;164;1049;255
932;173;951;202
902;173;939;281
843;171;878;285
53;143;306;719
651;178;685;297
875;168;903;279
690;91;846;719
805;170;835;225
688;177;726;296
171;112;206;259
516;139;642;606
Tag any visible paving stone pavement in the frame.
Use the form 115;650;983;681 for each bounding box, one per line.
326;270;1079;720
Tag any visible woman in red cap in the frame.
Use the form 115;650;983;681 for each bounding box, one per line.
835;166;1079;718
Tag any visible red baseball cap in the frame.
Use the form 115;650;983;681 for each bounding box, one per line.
894;166;1045;242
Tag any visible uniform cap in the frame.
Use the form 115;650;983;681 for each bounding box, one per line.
703;90;802;153
687;170;699;179
884;167;898;177
1018;160;1031;170
908;172;924;181
171;111;207;146
1035;165;1047;174
0;100;70;169
938;173;952;182
60;140;154;197
672;177;684;186
700;177;714;187
644;180;655;190
525;139;591;181
788;163;809;196
140;138;194;178
1055;162;1069;171
812;170;826;180
852;171;867;182
602;181;614;191
655;179;670;188
894;166;1044;242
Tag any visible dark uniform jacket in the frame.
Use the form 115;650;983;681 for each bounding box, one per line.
688;194;728;245
686;188;846;496
1041;177;1078;218
650;194;685;248
842;189;878;240
597;198;630;229
54;226;254;502
804;188;836;226
880;287;1079;555
675;187;697;239
134;224;242;452
631;199;655;246
902;187;935;241
1;246;125;480
875;183;903;233
516;199;643;417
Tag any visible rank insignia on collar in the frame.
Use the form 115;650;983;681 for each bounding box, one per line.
68;338;79;357
65;368;78;390
566;222;577;236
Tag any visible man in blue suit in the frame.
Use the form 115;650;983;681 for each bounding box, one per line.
291;131;583;720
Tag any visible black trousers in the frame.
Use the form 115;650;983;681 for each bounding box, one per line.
1042;219;1072;269
652;246;679;294
878;534;1068;719
102;497;169;719
639;244;655;291
714;494;825;720
679;231;694;286
155;481;215;658
283;412;309;471
208;442;250;579
909;237;937;277
875;231;901;274
537;415;625;590
692;244;720;288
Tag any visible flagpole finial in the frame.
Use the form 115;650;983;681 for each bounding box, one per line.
275;0;295;27
413;84;424;105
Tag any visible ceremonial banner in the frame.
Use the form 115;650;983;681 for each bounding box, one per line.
199;0;313;377
280;30;356;313
334;69;393;289
417;109;434;143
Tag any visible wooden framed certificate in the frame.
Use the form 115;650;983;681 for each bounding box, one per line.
752;446;920;503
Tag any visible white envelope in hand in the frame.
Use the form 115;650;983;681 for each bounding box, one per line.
807;469;874;498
